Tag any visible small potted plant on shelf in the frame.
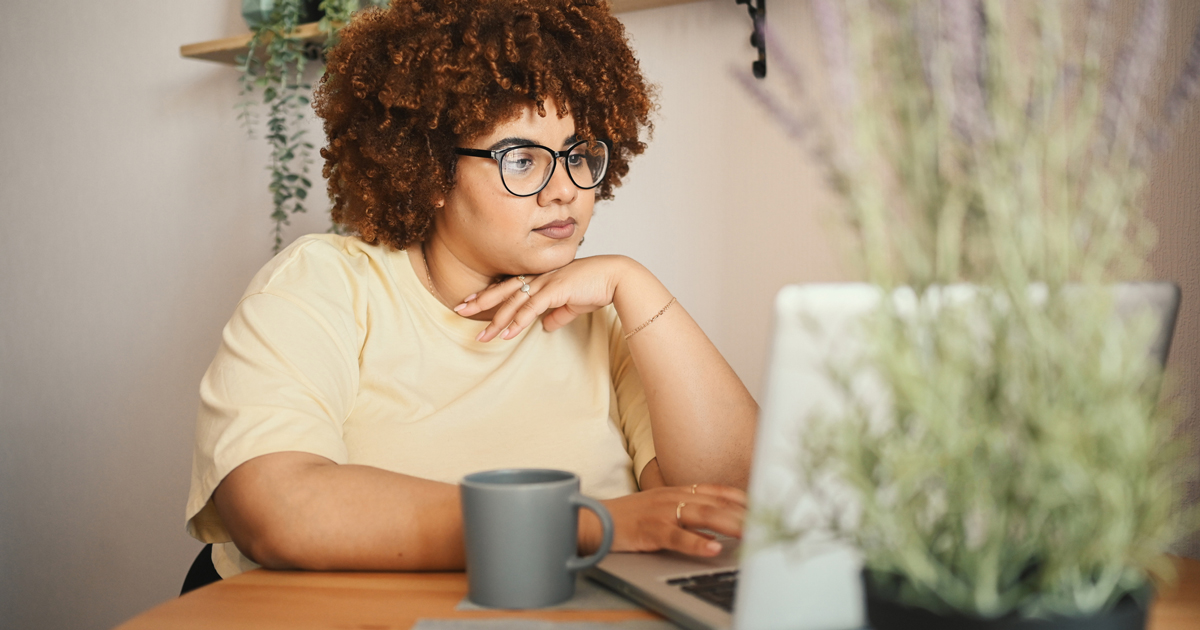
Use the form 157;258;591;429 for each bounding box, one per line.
237;0;386;251
738;1;1198;628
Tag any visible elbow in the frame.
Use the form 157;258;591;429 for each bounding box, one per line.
228;512;361;571
220;493;352;571
234;527;309;570
213;492;310;569
212;452;340;570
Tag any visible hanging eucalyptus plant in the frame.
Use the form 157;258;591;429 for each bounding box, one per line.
237;0;383;252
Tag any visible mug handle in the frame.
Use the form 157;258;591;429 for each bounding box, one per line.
566;493;614;572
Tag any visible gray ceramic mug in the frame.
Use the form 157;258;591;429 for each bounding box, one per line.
460;469;615;608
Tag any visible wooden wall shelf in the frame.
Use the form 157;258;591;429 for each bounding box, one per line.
180;0;702;65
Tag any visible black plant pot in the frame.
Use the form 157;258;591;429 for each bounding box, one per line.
242;0;325;28
863;573;1151;630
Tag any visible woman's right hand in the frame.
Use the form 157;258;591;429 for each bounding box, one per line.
579;484;748;557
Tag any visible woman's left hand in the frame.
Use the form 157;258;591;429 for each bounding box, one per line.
454;255;633;341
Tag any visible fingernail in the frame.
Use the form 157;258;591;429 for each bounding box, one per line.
476;330;486;341
706;541;722;553
453;303;466;312
501;327;512;339
463;293;476;302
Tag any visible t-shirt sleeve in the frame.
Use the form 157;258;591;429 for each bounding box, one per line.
186;240;363;543
607;308;656;488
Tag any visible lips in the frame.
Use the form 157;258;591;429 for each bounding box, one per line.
533;218;577;240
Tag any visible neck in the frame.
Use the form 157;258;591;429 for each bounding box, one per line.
418;236;499;320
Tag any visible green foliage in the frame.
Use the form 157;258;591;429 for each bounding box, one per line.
318;0;362;47
812;287;1183;619
237;0;384;252
237;0;314;253
744;0;1196;620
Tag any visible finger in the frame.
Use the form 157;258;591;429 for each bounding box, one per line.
502;286;564;338
692;484;749;507
677;501;746;540
666;526;726;557
542;304;585;332
468;277;525;313
484;276;550;341
477;288;533;342
451;292;479;314
454;290;501;317
456;276;529;317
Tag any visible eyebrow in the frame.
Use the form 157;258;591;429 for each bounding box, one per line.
487;134;579;151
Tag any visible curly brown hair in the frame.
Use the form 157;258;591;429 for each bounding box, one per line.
313;0;655;250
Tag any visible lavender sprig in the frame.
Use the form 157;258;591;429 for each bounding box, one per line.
943;0;990;144
1101;0;1166;162
811;0;857;117
760;24;808;106
1149;19;1200;155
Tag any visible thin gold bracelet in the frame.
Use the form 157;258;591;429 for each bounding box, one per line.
624;297;678;339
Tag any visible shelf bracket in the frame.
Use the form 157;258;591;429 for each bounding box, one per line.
736;0;766;79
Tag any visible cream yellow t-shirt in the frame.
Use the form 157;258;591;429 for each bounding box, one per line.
185;234;656;578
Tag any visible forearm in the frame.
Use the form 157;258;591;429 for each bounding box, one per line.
214;452;465;571
613;259;758;489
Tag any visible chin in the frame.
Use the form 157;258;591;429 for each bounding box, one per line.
527;243;579;274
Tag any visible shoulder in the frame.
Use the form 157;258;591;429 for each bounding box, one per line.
243;234;401;299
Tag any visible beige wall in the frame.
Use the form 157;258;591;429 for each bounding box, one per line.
0;1;1195;629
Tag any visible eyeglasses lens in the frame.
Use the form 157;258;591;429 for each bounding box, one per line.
500;148;553;196
566;141;608;188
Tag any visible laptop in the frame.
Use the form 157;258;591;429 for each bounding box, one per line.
586;282;1181;630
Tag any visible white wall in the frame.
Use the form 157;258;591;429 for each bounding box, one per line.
592;1;849;394
0;1;1196;629
1;2;292;627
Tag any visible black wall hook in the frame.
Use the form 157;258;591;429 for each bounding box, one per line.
736;0;767;79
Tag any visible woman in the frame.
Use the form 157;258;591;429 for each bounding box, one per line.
183;0;758;584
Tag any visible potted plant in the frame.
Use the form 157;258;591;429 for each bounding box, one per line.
242;0;324;28
237;0;386;251
738;1;1198;627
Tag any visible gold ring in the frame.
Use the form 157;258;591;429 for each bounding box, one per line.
691;484;697;494
516;275;530;294
676;501;686;526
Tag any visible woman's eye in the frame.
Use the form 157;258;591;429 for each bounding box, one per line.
566;154;585;168
502;152;537;175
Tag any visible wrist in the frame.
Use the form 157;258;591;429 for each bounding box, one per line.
611;259;672;331
604;255;640;294
577;505;603;555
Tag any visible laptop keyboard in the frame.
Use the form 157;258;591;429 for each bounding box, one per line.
666;569;739;612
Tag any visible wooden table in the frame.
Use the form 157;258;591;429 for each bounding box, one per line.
117;558;1200;629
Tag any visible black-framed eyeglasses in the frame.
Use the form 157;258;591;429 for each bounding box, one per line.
454;139;610;197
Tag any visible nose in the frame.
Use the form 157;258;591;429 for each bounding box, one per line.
537;155;579;205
